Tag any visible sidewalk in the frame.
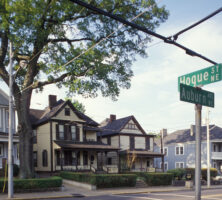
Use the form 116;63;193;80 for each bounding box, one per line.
1;183;222;200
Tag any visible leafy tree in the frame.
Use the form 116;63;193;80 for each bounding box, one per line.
0;0;168;178
65;98;86;113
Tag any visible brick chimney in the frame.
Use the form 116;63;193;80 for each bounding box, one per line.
109;114;116;122
48;95;57;110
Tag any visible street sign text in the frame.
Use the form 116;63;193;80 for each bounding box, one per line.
178;64;222;91
180;84;214;107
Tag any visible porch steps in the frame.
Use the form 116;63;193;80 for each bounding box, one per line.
135;179;147;188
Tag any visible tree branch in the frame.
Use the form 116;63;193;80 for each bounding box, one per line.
47;37;92;44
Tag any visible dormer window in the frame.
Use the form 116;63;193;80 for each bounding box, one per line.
65;108;70;116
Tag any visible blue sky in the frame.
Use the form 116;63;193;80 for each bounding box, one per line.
2;0;222;134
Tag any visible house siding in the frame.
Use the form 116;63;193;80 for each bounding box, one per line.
121;119;143;134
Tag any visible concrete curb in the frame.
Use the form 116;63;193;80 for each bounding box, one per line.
11;195;73;200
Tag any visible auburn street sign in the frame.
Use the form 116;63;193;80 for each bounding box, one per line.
178;64;222;91
180;84;214;108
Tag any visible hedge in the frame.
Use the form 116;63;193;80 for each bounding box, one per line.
167;168;186;180
0;176;62;192
60;171;92;183
90;174;137;188
167;168;218;181
143;173;173;186
60;171;137;188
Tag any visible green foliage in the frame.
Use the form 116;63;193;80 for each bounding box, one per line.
0;0;169;99
201;168;217;180
65;98;86;113
167;168;186;180
0;176;62;192
60;171;136;188
60;171;92;183
90;174;137;188
142;173;173;186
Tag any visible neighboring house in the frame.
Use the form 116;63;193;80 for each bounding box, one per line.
0;88;19;168
30;95;119;173
155;125;222;172
99;115;164;172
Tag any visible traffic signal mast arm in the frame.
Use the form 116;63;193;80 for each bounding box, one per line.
69;0;218;65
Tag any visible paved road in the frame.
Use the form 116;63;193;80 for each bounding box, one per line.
40;188;222;200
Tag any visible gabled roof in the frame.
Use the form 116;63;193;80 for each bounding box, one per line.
100;115;147;136
155;125;222;146
29;99;98;127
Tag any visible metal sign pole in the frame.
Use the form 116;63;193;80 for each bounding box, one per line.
195;104;202;200
8;41;14;198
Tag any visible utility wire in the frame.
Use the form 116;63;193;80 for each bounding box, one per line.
69;0;218;65
170;7;222;41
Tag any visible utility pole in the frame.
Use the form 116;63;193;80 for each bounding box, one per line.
195;104;202;200
206;108;211;188
8;41;14;199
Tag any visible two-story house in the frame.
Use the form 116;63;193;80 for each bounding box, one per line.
30;95;119;173
99;115;164;172
155;125;222;172
0;88;19;168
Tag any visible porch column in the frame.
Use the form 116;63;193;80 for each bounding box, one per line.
105;151;108;166
140;157;143;171
117;150;120;174
76;150;78;171
60;149;63;171
89;150;91;171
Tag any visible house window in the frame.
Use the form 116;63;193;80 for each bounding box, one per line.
65;108;70;116
126;123;137;130
71;126;76;140
33;151;37;167
108;157;112;165
33;130;37;144
160;162;168;171
164;147;168;156
130;136;135;150
175;162;184;169
175;146;184;155
42;150;48;167
146;137;150;150
59;125;64;140
0;144;3;156
6;110;9;129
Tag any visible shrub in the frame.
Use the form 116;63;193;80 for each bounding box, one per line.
60;171;137;188
0;176;62;192
90;174;137;188
201;168;217;180
167;168;186;180
143;173;173;186
59;171;92;183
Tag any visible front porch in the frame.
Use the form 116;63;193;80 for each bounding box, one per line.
54;141;119;173
119;150;164;172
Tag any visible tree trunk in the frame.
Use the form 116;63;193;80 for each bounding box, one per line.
15;91;34;178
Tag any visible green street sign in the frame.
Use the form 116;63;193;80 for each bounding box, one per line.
178;64;222;91
180;84;214;107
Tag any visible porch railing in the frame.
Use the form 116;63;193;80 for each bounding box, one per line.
211;152;222;160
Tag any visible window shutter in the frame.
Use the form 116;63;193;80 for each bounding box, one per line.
64;125;68;140
56;124;59;140
76;126;80;141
